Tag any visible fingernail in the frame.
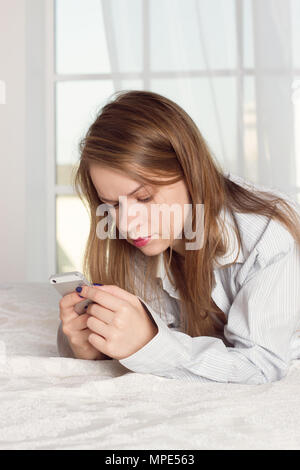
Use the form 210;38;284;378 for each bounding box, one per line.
93;283;103;286
76;286;84;298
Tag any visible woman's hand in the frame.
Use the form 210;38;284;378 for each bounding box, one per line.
59;291;111;360
80;284;159;360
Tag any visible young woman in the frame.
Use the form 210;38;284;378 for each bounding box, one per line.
57;90;300;384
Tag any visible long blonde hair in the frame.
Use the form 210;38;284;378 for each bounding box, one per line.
73;90;300;338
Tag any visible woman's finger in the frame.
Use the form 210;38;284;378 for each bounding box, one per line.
86;302;115;324
60;291;86;316
87;316;111;339
78;285;124;312
69;313;91;331
88;332;107;353
69;328;97;348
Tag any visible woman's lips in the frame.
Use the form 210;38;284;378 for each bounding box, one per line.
132;235;152;247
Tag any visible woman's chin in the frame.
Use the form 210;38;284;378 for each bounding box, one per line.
135;236;170;255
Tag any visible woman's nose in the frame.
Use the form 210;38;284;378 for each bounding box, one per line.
118;203;147;237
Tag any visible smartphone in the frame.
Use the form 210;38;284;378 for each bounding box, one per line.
49;271;94;315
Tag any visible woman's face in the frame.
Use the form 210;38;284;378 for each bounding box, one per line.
89;165;191;256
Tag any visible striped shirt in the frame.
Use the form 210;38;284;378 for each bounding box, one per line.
118;173;300;384
57;173;300;384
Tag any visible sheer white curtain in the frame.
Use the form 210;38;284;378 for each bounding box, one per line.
2;1;299;282
53;0;300;274
252;0;297;193
94;0;300;198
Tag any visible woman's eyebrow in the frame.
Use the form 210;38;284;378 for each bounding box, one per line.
98;184;144;202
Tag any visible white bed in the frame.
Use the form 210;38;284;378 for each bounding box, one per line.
1;282;300;450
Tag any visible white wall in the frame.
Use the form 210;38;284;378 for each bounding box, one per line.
0;0;48;282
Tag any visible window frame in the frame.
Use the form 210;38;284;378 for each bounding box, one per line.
46;0;300;273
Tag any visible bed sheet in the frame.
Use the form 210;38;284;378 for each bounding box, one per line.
0;282;300;450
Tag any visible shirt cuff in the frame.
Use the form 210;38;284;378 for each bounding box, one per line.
118;296;189;373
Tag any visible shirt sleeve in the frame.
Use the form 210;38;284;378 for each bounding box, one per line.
119;236;300;384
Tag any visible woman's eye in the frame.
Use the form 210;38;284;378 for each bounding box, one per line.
138;196;153;203
112;196;152;209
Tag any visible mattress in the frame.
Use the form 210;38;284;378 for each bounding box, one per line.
0;282;300;450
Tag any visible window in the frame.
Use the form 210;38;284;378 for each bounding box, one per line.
49;0;300;273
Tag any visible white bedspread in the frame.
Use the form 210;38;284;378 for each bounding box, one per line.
1;282;300;450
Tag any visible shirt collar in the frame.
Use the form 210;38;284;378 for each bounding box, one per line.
155;206;244;291
155;256;181;299
213;206;245;268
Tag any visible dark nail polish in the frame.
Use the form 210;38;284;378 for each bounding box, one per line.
93;283;103;286
76;286;82;293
